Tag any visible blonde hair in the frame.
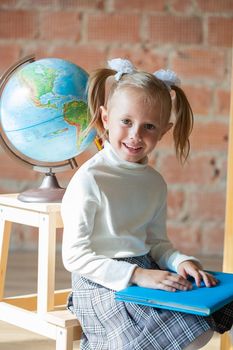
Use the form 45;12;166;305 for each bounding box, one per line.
85;67;193;163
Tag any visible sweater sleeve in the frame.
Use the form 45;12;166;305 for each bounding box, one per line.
148;188;199;272
61;170;137;291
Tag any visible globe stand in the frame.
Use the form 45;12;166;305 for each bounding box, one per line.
0;54;96;204
18;172;66;203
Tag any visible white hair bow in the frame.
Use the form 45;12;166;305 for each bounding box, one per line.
153;69;181;89
107;58;136;81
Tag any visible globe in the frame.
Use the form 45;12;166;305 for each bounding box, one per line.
0;55;96;202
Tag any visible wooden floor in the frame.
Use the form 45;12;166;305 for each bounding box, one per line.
0;251;224;349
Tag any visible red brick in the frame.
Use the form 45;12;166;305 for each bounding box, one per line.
167;224;201;255
21;226;39;246
160;154;223;185
167;190;185;220
201;224;224;255
18;0;56;7
196;0;233;12
216;90;231;116
148;15;202;44
148;147;160;168
57;169;74;187
171;0;194;13
188;191;226;221
10;225;38;249
0;151;38;181
0;0;18;7
108;47;167;72
56;228;63;244
157;128;173;151
114;0;165;11
158;121;229;155
190;122;228;151
57;0;103;10
40;11;81;40
0;187;7;194
0;44;21;74
172;49;226;81
184;85;213;115
0;10;38;39
22;45;52;61
208;17;233;47
51;45;107;71
87;13;140;42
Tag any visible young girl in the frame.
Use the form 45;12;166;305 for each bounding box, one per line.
61;58;233;349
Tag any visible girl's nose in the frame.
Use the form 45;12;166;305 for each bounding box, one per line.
129;126;142;141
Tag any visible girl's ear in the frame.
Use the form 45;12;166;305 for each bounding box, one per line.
100;106;108;130
159;122;173;140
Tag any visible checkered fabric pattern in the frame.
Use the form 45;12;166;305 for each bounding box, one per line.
206;301;233;334
68;255;233;350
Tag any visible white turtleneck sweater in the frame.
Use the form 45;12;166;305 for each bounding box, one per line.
61;141;197;291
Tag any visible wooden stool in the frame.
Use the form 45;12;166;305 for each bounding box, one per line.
0;193;81;350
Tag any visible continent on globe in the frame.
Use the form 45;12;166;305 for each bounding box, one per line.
64;100;89;147
19;61;58;109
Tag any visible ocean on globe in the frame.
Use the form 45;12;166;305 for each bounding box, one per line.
0;58;96;164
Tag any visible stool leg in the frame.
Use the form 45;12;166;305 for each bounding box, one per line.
37;213;56;314
221;333;233;350
56;326;73;350
0;211;12;300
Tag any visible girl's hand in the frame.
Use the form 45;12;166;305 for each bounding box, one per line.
177;260;218;287
130;267;193;292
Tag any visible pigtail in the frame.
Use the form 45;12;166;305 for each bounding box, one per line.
85;68;115;139
171;85;194;163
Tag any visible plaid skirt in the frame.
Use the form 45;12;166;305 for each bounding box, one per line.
68;255;233;350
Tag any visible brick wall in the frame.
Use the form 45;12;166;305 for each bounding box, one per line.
0;0;232;255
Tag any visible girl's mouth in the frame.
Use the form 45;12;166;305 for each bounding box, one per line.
123;143;143;153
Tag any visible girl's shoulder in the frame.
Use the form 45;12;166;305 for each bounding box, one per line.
76;149;106;175
62;152;104;205
146;165;167;188
66;150;106;188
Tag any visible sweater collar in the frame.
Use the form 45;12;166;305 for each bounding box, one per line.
103;141;148;170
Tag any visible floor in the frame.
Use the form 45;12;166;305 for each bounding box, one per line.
0;251;224;349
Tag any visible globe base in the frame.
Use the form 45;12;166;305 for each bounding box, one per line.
18;187;66;203
18;173;65;203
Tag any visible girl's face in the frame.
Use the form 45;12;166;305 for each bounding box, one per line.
101;88;172;163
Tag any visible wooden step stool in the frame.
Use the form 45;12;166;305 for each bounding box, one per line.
0;193;81;350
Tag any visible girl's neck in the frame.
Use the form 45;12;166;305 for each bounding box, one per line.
103;141;148;170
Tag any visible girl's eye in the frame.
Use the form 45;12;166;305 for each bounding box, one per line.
144;124;156;130
121;119;132;126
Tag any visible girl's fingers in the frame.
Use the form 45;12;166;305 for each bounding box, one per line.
194;271;202;287
140;268;219;291
163;280;189;291
199;270;218;287
189;270;218;287
162;274;192;291
170;274;190;284
158;282;176;292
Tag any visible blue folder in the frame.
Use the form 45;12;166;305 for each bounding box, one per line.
115;271;233;316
